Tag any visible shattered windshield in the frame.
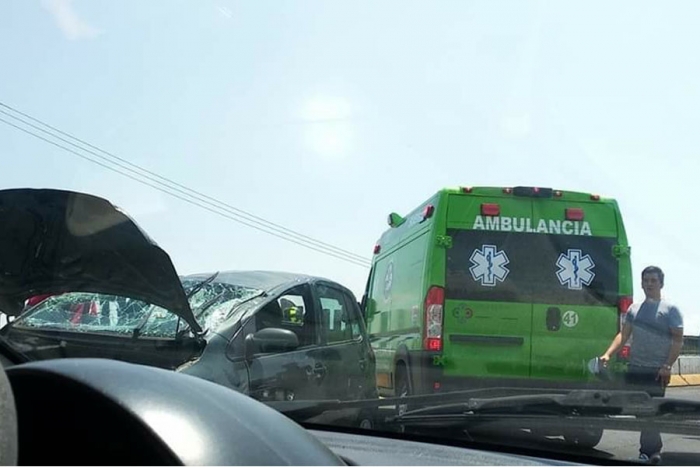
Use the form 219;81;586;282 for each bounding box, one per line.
11;293;180;338
182;279;263;330
8;282;263;338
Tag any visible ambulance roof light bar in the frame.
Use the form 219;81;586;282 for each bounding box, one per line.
512;186;553;198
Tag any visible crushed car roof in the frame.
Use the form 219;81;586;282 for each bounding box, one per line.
182;270;338;294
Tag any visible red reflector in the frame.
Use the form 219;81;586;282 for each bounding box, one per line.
462;187;473;193
426;338;442;351
433;382;441;390
373;244;381;254
423;204;435;219
565;208;585;221
503;188;513;194
618;296;633;314
590;194;601;201
481;203;500;216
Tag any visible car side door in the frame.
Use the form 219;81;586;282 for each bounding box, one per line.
312;282;372;401
242;284;326;402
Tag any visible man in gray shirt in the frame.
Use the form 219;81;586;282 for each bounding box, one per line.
601;266;684;464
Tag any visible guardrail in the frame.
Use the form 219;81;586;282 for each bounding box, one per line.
683;336;700;355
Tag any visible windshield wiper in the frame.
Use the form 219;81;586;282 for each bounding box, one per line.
193;292;228;320
396;391;700;437
185;271;220;299
225;291;267;316
269;387;565;420
271;388;700;437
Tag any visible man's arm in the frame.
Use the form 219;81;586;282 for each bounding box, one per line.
666;328;684;368
658;327;684;385
658;305;684;385
601;321;632;365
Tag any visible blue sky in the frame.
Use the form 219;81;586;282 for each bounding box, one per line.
1;0;699;332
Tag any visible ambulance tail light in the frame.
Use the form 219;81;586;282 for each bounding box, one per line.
423;286;444;352
618;296;633;331
481;203;500;216
618;296;633;314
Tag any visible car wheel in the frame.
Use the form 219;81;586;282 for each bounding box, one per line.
563;427;604;449
357;409;374;430
395;366;410;412
394;365;411;433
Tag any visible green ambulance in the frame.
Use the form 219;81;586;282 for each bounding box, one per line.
362;186;632;399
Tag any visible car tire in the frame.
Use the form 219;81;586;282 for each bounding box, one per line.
563;427;604;449
394;365;411;433
357;409;375;430
395;366;411;411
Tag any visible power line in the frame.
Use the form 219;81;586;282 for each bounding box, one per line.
0;112;371;268
0;116;370;268
0;102;370;265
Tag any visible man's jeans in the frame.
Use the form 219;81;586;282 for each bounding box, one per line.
625;365;666;455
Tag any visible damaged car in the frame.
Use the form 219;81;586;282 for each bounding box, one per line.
0;188;377;426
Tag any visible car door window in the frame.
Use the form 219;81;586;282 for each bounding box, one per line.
342;294;364;340
253;285;317;348
317;285;360;344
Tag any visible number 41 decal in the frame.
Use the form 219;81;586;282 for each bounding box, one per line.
562;310;579;328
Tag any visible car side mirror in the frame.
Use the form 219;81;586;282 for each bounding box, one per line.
244;328;299;359
361;297;379;323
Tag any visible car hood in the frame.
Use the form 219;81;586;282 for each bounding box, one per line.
0;188;201;333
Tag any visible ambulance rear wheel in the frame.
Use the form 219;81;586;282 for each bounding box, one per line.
395;365;411;433
395;366;410;413
563;427;603;449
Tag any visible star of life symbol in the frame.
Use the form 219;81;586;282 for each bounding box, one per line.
556;249;595;290
469;245;510;287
